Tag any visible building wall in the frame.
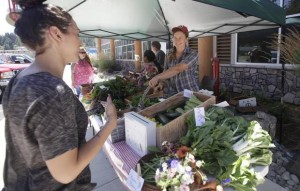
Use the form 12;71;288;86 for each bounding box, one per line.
219;64;300;105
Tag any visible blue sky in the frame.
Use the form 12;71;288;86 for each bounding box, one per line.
0;1;15;35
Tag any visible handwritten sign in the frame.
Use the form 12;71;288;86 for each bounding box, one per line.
194;107;205;127
184;89;193;98
126;169;144;191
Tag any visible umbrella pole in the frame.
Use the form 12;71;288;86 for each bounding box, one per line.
279;26;286;144
279;62;285;143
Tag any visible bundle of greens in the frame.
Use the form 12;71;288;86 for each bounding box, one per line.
180;106;274;191
218;154;265;191
91;76;143;110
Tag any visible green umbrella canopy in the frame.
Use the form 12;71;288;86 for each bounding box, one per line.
195;0;285;26
44;0;285;41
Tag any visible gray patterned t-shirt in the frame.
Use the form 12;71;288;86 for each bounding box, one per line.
2;72;96;191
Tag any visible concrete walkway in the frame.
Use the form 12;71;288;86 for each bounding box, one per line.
0;117;286;191
86;126;126;190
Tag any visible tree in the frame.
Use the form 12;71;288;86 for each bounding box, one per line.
0;33;21;50
4;37;13;50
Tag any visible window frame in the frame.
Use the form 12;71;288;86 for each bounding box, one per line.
114;40;135;61
233;0;299;68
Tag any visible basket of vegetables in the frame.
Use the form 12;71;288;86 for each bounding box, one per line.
137;153;163;191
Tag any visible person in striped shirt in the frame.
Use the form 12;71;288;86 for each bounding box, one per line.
149;25;199;97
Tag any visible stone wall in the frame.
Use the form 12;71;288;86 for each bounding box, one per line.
219;64;300;105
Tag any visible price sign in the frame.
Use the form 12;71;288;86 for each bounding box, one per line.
184;89;193;98
126;169;144;191
194;107;205;127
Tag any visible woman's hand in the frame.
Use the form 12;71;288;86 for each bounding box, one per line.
153;82;164;93
101;95;117;124
149;76;159;87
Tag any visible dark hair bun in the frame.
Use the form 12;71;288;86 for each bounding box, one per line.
15;0;47;9
144;50;156;62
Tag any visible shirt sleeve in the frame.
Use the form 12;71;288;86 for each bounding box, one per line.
157;51;165;67
182;50;198;67
30;89;78;161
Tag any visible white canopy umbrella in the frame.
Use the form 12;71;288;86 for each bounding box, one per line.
45;0;285;41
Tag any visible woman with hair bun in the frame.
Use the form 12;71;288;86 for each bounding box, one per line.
137;50;159;87
2;0;117;190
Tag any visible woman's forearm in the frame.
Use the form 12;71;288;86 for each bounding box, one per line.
46;119;117;184
156;63;188;81
77;118;117;167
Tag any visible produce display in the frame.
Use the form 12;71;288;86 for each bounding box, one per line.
140;106;274;191
90;76;145;113
129;94;160;108
144;95;203;127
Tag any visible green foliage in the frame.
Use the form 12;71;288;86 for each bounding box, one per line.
97;59;115;73
93;53;116;73
181;107;274;191
0;33;21;50
80;37;96;47
91;76;143;110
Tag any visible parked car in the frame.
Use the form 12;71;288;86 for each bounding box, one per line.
0;63;30;103
0;53;34;64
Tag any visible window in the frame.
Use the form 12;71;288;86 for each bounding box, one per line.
270;0;281;6
284;0;300;15
101;43;110;58
142;41;151;52
115;40;134;60
234;0;300;65
237;28;278;63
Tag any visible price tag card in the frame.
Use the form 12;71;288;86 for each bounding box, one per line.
184;89;193;98
126;169;144;191
159;98;166;102
194;107;205;127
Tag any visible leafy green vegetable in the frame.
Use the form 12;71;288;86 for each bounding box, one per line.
219;154;265;191
180;107;274;190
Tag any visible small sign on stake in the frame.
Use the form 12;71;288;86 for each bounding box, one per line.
194;107;205;127
126;169;144;191
184;89;193;98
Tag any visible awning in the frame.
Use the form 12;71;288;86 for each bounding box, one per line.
46;0;285;41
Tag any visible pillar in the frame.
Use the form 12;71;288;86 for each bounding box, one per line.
96;38;102;60
110;39;115;60
134;40;142;72
198;36;213;82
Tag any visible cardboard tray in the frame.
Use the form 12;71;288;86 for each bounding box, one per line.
138;91;216;147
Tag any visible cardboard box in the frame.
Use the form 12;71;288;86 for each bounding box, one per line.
138;92;215;147
125;112;156;157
